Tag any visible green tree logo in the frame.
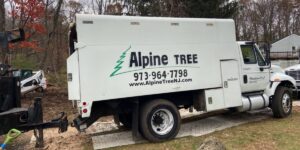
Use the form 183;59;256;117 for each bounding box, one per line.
110;45;131;77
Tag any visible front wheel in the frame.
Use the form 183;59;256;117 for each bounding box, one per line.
140;99;180;142
272;86;293;118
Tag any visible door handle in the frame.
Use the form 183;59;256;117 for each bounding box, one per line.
224;81;228;88
259;67;264;71
243;75;247;83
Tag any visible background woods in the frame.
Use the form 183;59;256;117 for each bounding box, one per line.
0;0;300;85
235;0;300;43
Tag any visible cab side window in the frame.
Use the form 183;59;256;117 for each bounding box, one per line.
241;45;257;64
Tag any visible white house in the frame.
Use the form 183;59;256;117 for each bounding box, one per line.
271;34;300;52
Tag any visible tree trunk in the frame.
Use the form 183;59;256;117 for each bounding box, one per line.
40;0;63;81
0;0;4;32
0;0;7;63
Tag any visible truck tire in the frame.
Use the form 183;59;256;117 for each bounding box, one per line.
140;99;180;142
272;86;293;118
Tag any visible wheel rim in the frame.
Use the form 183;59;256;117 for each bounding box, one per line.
282;93;291;113
150;108;174;135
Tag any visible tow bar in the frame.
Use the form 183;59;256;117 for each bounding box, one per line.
0;98;68;148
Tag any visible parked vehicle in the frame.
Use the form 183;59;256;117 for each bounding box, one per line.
271;64;285;74
67;15;296;142
285;64;300;95
12;69;47;94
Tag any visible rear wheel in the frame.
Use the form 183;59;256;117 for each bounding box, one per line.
140;99;180;142
272;86;293;118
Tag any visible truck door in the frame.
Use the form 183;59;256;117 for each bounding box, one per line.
240;43;269;93
221;60;243;107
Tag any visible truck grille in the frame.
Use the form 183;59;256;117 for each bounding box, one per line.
286;70;300;80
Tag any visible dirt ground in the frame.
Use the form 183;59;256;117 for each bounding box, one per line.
0;87;94;150
1;87;299;150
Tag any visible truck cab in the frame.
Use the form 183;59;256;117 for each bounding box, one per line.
238;41;270;93
237;41;296;94
237;41;296;114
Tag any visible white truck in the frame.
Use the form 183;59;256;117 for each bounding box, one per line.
285;64;300;96
67;14;296;142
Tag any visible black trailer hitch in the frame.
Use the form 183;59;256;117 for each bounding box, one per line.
17;112;68;133
0;97;68;148
18;97;68;148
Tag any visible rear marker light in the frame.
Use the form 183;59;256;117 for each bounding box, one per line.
83;102;87;106
83;109;87;113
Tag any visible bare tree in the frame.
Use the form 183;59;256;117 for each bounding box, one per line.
67;0;83;22
7;0;16;29
0;0;7;62
235;0;300;44
93;0;104;14
40;0;64;78
0;0;5;32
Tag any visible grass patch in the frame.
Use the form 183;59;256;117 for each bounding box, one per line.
109;107;300;150
46;68;67;88
11;54;38;70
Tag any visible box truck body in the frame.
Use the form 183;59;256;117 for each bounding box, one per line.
68;15;239;101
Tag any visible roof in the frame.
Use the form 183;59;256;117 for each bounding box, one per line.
272;34;300;45
271;34;300;52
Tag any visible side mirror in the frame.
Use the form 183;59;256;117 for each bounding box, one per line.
263;44;271;67
259;67;264;71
